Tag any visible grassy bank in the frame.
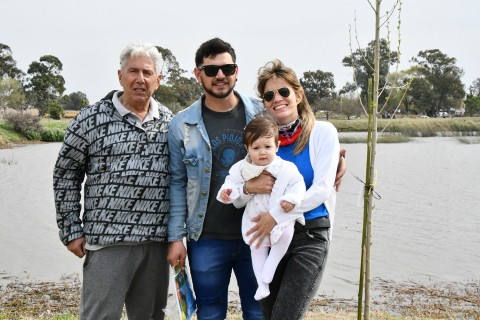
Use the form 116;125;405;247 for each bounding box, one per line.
0;118;69;149
0;276;478;319
1;117;480;149
330;117;480;136
0;120;24;147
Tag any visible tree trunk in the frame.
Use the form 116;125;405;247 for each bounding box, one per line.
358;1;381;319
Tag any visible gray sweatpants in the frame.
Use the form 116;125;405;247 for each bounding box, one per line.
80;242;169;320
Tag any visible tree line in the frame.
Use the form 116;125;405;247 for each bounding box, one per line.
304;39;480;118
1;41;479;119
0;43;202;118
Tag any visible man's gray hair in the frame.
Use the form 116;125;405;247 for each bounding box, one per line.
119;41;164;75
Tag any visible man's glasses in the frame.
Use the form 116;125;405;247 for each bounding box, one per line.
198;64;237;77
263;87;291;102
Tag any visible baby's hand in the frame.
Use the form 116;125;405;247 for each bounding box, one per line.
280;200;294;213
220;189;232;202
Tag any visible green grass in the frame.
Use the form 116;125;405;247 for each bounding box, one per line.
340;134;411;144
0;120;25;147
0;313;78;320
0;118;69;147
331;116;480;136
40;118;71;130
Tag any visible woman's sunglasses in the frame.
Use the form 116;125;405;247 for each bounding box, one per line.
263;87;291;102
198;64;237;77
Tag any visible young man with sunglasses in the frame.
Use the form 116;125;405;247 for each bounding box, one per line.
167;38;264;319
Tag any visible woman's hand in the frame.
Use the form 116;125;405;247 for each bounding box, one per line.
334;149;347;192
246;211;277;248
245;171;276;195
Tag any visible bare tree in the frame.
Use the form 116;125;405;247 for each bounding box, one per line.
347;1;408;319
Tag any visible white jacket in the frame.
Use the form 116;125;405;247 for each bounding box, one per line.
216;156;306;245
295;121;340;240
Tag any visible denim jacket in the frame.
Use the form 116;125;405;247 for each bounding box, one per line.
168;92;263;241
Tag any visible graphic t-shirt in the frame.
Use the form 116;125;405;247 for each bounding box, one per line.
201;99;247;239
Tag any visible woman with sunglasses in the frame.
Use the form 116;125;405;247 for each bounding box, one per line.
244;59;340;319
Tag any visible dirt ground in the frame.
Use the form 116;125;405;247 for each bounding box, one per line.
1;275;478;319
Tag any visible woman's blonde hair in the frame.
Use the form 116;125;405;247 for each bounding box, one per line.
256;59;315;155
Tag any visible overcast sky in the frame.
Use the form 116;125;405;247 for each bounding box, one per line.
2;0;478;103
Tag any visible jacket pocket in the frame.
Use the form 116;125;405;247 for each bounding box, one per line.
182;155;200;213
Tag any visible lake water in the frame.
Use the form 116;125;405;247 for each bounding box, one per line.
0;138;479;299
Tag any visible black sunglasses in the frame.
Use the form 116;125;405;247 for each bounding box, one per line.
198;64;237;77
263;87;291;102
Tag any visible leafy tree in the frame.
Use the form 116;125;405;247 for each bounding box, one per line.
60;91;89;110
25;55;66;115
380;71;406;115
401;68;434;115
468;78;480;96
0;44;24;80
342;38;399;105
339;82;359;96
340;96;363;120
390;68;423;115
153;46;202;113
45;99;64;119
154;86;179;108
156;46;183;82
170;76;203;107
154;76;203;114
300;70;336;117
464;78;480;116
337;84;364;120
0;77;27;114
410;49;465;116
464;95;480;116
59;95;71;110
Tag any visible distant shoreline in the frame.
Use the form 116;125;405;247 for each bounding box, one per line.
2;116;480;149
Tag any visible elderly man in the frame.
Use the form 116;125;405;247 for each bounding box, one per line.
53;42;172;319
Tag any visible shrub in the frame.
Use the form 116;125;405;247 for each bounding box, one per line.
40;128;65;142
25;129;42;140
4;112;43;137
46;100;65;120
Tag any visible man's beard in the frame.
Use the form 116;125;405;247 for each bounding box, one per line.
202;81;235;99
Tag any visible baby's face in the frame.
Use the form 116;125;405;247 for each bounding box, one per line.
247;136;278;166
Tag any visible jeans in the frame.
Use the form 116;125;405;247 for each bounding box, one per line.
187;238;262;320
260;227;330;320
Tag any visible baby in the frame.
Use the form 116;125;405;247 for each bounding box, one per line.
217;116;306;300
